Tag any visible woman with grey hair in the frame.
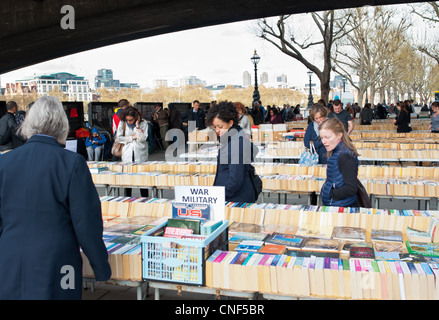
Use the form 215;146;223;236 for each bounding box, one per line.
0;96;111;299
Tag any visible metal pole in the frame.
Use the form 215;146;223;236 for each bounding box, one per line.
253;63;260;104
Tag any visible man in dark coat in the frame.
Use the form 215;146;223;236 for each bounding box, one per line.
0;96;111;300
181;100;206;132
0;100;18;151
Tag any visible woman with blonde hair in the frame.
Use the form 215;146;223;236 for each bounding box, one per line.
319;117;360;207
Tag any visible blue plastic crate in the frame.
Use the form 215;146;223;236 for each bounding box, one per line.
141;220;229;285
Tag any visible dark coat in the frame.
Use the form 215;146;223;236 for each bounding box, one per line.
168;107;182;130
251;108;263;125
303;122;327;164
394;109;411;133
182;108;206;131
213;127;259;203
0;135;111;299
0;112;16;151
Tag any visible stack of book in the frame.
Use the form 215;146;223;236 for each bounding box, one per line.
205;222;439;299
82;215;167;281
89;161;439;198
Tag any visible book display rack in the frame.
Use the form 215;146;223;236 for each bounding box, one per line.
83;196;439;300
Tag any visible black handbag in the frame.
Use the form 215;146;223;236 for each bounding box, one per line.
249;165;262;198
356;179;371;208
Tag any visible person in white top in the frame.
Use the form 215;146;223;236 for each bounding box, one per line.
116;106;149;197
234;101;252;137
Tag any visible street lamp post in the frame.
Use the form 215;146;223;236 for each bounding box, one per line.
307;70;313;109
251;50;260;106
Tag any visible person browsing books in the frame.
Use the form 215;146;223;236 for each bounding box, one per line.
0;96;111;299
428;102;439;133
320;117;360;207
207;101;259;203
304;103;328;206
327;99;354;134
304;103;328;165
390;101;411;133
116;106;149;197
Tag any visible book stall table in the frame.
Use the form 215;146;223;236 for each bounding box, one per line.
147;280;258;300
98;196;439;300
83;277;148;300
371;194;437;211
94;184;158;197
186;141;218;153
261;292;341;300
261;190;317;206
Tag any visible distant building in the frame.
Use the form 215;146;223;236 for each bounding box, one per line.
7;72;92;101
260;72;268;85
95;68;139;90
178;76;206;87
277;74;287;83
153;79;168;88
243;71;251;87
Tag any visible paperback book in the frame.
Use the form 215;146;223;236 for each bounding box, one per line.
349;245;375;260
301;238;342;253
331;226;366;242
263;233;306;249
295;224;333;239
167;218;202;234
406;241;439;257
371;229;403;242
234;240;265;253
258;243;287;255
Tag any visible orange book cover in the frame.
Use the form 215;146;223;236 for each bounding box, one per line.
258;244;287;255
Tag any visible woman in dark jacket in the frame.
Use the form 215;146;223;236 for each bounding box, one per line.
320;117;360;207
304;104;328;165
0;96;111;299
391;102;411;133
207;101;259;203
268;108;284;124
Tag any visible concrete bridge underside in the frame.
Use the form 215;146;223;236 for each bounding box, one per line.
0;0;424;74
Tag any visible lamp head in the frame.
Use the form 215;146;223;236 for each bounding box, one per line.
251;50;260;65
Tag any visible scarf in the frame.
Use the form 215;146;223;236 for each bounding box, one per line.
313;121;320;137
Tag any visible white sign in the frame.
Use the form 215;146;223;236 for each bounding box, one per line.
65;140;77;153
174;185;225;222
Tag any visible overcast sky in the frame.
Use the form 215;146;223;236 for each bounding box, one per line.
0;18;314;90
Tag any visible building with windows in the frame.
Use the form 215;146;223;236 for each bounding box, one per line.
243;71;251;87
178;76;206;87
153;79;168;88
7;72;92;101
260;72;268;84
277;74;287;83
95;68;139;90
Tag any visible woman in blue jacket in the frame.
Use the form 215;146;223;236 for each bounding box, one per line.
0;96;111;299
85;127;107;161
207;101;259;203
320;117;360;207
304;104;328;165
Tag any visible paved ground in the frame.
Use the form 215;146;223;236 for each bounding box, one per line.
85;148;437;300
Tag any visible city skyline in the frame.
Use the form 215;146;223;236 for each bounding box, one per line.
0;19;314;91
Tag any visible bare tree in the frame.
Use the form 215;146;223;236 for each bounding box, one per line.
410;2;439;64
255;11;353;104
332;6;410;105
